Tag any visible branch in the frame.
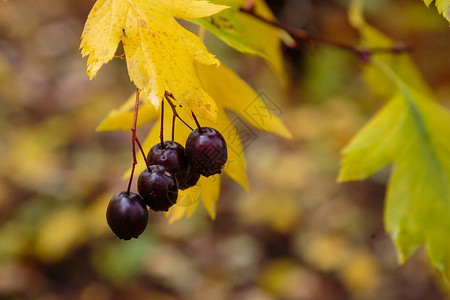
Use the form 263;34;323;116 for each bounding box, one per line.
238;8;412;60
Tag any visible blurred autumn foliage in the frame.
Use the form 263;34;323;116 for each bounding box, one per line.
1;0;450;299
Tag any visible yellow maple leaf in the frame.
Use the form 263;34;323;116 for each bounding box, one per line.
80;0;228;123
97;62;291;222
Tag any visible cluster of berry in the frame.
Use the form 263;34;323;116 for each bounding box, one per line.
106;127;227;240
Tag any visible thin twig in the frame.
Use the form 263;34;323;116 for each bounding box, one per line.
238;8;412;60
164;91;194;131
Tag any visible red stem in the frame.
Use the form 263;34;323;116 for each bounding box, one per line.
126;89;151;194
127;89;140;194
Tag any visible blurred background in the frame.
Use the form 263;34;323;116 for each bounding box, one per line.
1;0;450;299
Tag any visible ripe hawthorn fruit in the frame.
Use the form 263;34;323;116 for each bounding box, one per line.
106;191;148;240
138;165;178;211
185;127;227;177
147;141;189;184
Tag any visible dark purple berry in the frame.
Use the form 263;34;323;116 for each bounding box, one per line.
138;165;178;212
185;127;227;177
147;141;189;184
179;169;201;190
106;191;148;240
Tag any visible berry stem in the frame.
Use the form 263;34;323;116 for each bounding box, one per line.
238;7;412;60
127;146;137;195
164;91;194;131
171;115;176;141
127;89;151;194
191;111;202;129
160;97;164;146
127;89;140;194
135;137;149;170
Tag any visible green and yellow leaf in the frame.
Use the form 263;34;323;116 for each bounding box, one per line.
339;61;450;278
190;0;289;79
349;0;433;99
342;1;450;278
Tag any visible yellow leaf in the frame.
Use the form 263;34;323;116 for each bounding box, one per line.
186;199;200;217
166;189;201;223
162;0;229;19
196;62;292;138
176;185;202;209
200;175;221;219
81;0;228;123
166;206;188;223
215;109;249;190
96;93;158;131
80;0;129;78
